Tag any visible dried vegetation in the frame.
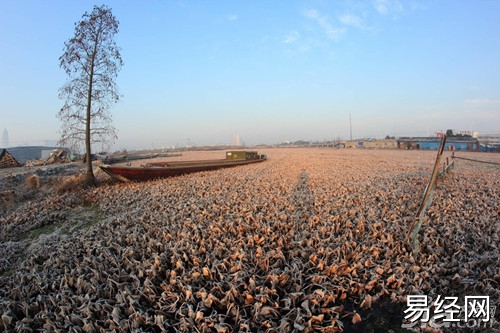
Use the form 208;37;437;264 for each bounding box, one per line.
0;148;498;332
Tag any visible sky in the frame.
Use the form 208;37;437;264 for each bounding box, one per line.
1;0;499;151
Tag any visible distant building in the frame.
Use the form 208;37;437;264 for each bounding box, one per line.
456;130;477;138
44;140;58;146
2;129;8;148
233;134;241;146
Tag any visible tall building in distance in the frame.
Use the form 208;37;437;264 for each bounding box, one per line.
233;134;241;146
45;140;58;147
2;129;8;148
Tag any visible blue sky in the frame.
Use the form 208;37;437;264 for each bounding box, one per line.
1;0;499;150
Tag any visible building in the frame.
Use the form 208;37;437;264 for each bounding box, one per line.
233;134;241;146
0;149;21;168
2;129;8;148
397;137;480;151
0;146;71;168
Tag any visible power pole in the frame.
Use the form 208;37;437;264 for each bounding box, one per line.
349;112;352;141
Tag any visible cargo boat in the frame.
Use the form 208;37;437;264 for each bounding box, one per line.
99;151;266;182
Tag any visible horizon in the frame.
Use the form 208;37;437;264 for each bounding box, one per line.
3;131;500;155
1;1;499;151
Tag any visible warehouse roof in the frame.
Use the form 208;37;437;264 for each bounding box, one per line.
0;146;70;165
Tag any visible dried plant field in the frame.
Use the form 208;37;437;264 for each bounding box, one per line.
0;148;499;332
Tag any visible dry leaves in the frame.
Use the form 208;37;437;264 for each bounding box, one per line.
0;149;498;332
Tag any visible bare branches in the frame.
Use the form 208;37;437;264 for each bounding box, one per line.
58;5;122;185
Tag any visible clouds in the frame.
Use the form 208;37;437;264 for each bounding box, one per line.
283;30;300;44
300;7;370;44
339;14;364;29
464;99;500;123
373;0;403;16
303;9;346;41
228;13;238;21
280;8;363;54
301;0;409;42
465;98;500;106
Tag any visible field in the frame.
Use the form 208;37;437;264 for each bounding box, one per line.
0;148;499;332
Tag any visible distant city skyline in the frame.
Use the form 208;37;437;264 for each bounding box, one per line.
2;126;499;151
1;1;499;151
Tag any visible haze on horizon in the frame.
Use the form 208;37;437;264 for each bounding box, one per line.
1;1;499;151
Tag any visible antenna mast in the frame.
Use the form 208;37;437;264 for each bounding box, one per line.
349;112;352;141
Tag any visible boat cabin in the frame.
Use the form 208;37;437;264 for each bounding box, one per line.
226;151;260;160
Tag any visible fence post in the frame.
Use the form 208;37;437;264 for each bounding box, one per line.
407;135;447;256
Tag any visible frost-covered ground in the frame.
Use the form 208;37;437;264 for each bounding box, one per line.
1;148;498;332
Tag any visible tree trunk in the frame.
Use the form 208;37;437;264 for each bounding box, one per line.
85;44;98;187
85;109;95;186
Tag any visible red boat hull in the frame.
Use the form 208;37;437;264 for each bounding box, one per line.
99;157;265;182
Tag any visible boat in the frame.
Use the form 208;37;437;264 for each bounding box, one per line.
99;151;267;182
104;152;183;164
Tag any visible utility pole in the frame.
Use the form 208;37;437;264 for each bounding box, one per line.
349;112;352;141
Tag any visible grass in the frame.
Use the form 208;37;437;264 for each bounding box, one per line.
28;205;104;241
0;205;106;277
1;268;16;277
1;170;108;277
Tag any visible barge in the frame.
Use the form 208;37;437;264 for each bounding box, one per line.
99;151;266;182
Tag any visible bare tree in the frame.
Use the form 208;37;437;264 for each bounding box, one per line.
58;5;123;185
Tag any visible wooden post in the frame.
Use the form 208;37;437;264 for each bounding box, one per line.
407;135;447;256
